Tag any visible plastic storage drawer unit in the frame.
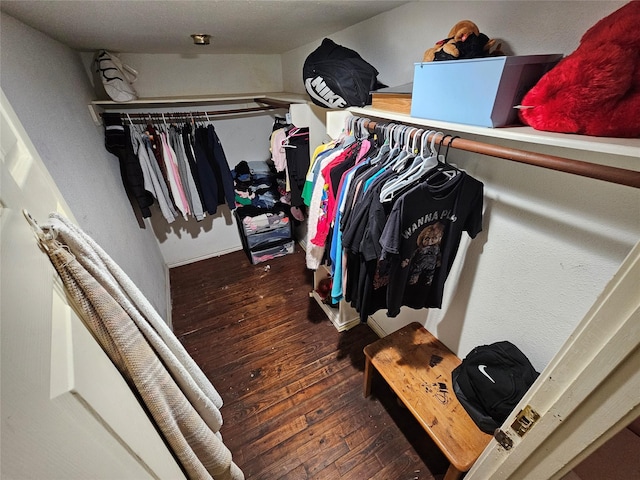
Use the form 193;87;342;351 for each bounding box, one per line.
234;209;295;264
249;239;295;264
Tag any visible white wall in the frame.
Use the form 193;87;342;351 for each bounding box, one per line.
282;1;627;93
80;49;286;267
282;1;638;371
143;112;279;267
424;139;638;371
80;52;283;99
1;13;169;319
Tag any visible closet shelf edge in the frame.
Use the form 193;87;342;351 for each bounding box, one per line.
347;107;640;162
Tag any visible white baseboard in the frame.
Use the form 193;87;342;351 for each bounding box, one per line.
366;316;388;338
166;245;244;268
164;262;173;330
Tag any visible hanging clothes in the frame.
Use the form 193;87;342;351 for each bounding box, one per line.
135;132;178;223
181;122;206;205
311;139;371;248
169;126;205;221
206;124;236;211
103;113;238;223
270;125;311;215
306;120;484;320
160;130;191;218
103;113;154;217
283;127;310;208
270;128;288;174
305;143;349;270
377;170;483;316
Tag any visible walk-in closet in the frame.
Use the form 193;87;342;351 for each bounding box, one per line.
2;1;639;479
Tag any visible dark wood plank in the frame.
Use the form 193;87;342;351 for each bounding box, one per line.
170;247;447;479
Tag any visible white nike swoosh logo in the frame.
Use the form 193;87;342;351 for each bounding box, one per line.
478;364;496;383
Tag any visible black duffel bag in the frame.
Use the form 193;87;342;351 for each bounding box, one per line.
303;38;386;109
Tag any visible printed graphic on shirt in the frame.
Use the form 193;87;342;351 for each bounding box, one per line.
402;221;445;286
373;256;391;290
401;210;456;240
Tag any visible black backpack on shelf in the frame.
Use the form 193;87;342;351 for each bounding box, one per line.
303;38;386;109
452;341;539;434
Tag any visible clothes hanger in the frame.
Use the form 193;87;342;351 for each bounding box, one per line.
282;125;310;150
373;124;385;148
350;115;358;137
289;126;310;139
396;129;441;180
369;122;397;166
336;115;357;147
403;126;420;160
395;125;420;169
380;129;443;202
352;117;363;140
282;130;299;149
407;130;440;180
424;134;462;187
161;113;169;133
378;127;423;202
124;113;140;135
171;112;181;128
149;113;159;133
385;125;412;171
394;126;424;171
344;115;354;138
437;134;452;160
143;114;157;140
368;123;392;165
430;131;459;175
357;117;371;141
444;136;460;164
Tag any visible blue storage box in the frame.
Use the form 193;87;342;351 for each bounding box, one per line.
411;54;562;127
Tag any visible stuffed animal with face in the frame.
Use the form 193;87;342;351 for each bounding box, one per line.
423;20;501;62
518;0;640;138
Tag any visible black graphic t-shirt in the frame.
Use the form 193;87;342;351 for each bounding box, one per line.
378;171;483;316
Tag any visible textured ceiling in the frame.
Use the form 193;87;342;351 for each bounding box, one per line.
1;0;409;54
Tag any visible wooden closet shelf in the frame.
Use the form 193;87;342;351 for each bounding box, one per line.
88;92;310;125
90;92;310;108
334;107;640;189
348;107;640;162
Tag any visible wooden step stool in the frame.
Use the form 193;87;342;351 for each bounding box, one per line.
363;322;492;480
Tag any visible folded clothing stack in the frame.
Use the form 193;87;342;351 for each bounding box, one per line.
232;159;287;209
242;211;289;235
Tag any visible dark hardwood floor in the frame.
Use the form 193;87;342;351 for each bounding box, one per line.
170;246;448;479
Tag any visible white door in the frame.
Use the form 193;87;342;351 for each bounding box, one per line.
0;90;185;479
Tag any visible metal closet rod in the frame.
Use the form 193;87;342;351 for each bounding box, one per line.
362;119;640;189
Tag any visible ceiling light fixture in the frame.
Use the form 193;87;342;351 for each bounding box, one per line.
191;34;211;45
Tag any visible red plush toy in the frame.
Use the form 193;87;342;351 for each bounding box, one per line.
519;0;640;138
